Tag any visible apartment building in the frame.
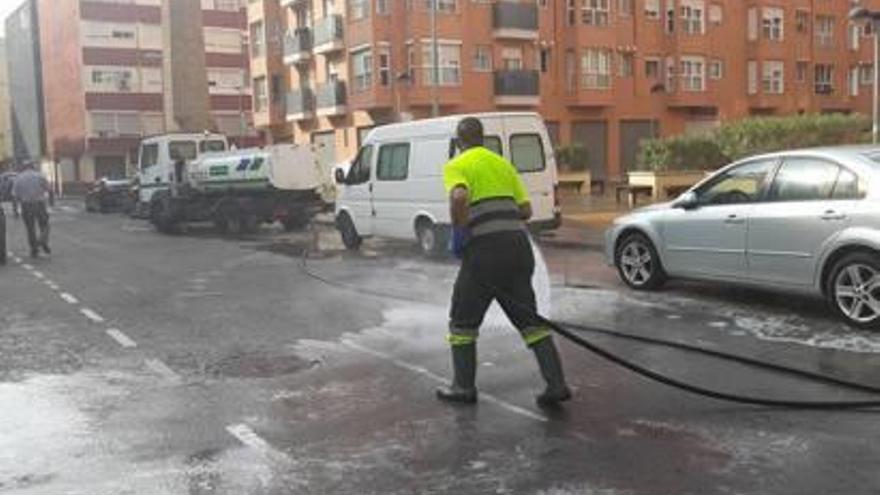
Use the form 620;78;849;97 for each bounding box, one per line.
250;0;879;182
5;0;46;163
6;0;256;187
0;39;14;163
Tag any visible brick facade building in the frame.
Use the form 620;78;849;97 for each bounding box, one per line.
7;0;256;187
249;0;880;183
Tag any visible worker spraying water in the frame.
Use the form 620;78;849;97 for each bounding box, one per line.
435;117;572;407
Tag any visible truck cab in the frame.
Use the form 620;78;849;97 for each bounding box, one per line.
136;133;228;208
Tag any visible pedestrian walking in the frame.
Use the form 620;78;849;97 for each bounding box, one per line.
12;162;52;258
436;117;572;407
0;170;17;218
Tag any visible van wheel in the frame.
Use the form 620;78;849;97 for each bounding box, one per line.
337;213;361;250
827;252;880;330
416;221;447;257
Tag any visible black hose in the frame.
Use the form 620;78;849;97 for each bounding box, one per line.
299;250;880;410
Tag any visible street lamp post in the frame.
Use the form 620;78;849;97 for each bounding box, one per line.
850;6;880;144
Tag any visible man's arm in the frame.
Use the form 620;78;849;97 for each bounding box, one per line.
449;186;470;227
519;201;533;221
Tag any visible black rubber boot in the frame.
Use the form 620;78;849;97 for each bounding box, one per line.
532;337;572;407
436;343;478;404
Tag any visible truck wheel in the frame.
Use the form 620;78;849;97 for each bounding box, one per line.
416;221;448;257
337;213;361;251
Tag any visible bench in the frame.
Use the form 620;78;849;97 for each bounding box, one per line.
558;177;587;194
615;185;653;208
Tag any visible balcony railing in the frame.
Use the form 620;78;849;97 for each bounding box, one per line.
283;28;312;65
316;80;347;116
286;88;315;121
313;15;344;53
493;2;538;39
495;69;539;97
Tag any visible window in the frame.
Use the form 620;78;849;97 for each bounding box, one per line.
747;60;758;94
567;0;576;25
645;0;660;19
169;141;198;162
350;0;370;20
832;168;861;199
645;58;661;79
200;140;227;153
473;45;492;72
816;15;835;48
204;27;242;54
795;10;809;33
249;21;264;57
849;23;862;51
140;143;159;170
618;0;633;16
422;43;461;86
271;74;282;103
849;66;860;96
708;4;722;25
89;68;135;92
861;64;874;86
376;0;389;15
581;48;612;89
619;52;634;77
351;49;373;92
425;0;456;13
502;47;523;70
697;160;775;205
348;145;373;184
90;112;142;138
680;56;705;91
378;49;390;87
582;0;610;27
376;143;410;181
796;61;808;83
565;50;577;92
253;76;268;112
666;2;675;33
709;59;723;79
747;7;758;41
769;158;840;202
510;135;546;173
680;0;704;35
762;7;783;41
815;64;834;95
484;136;503;156
540;48;551;73
762;61;784;94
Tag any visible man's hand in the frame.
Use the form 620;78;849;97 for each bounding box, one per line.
519;201;533;221
450;186;470;227
451;226;469;259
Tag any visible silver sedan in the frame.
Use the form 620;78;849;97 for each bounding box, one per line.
605;146;880;329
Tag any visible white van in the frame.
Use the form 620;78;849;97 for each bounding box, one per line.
334;112;561;255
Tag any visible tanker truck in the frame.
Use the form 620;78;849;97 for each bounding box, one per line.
136;133;330;234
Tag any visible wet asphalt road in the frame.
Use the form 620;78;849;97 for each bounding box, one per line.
2;201;880;494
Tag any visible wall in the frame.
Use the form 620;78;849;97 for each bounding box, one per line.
5;0;46;161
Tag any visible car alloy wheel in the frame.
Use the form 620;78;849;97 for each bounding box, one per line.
620;239;655;287
834;263;880;325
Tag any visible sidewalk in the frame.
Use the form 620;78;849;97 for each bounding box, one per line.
536;191;629;251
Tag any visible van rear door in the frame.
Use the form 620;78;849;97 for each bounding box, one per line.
503;116;557;224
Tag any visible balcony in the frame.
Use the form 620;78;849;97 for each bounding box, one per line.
493;2;538;40
494;70;540;106
283;28;312;65
315;81;348;117
279;0;308;9
313;15;344;54
286;88;315;122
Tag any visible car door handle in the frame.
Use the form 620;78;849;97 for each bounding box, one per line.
820;211;846;221
724;215;745;225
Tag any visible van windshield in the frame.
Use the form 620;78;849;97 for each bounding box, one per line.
200;140;227;153
169;141;198;161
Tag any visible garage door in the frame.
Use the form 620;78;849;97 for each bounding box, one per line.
619;120;657;173
571;121;607;179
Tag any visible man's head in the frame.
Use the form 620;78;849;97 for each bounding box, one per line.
456;117;484;151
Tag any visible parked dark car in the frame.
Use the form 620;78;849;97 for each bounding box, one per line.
85;178;135;214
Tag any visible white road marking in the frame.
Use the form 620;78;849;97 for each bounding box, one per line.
32;271;44;279
22;264;33;270
106;329;137;349
341;339;547;423
59;293;79;304
80;308;105;323
145;358;181;383
45;281;59;290
708;321;729;328
12;257;21;263
666;315;682;320
226;424;290;463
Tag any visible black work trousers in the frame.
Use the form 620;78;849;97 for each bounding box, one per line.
21;201;49;255
449;230;545;343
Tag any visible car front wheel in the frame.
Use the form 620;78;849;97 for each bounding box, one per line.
828;252;880;330
615;232;667;290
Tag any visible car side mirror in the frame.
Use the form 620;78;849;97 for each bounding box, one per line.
334;168;347;185
674;191;699;210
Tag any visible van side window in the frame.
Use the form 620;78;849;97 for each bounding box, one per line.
510;134;546;173
140;143;159;170
377;143;410;181
484;136;503;156
348;145;373;184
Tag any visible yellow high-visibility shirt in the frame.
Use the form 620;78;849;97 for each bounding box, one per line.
442;147;530;205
